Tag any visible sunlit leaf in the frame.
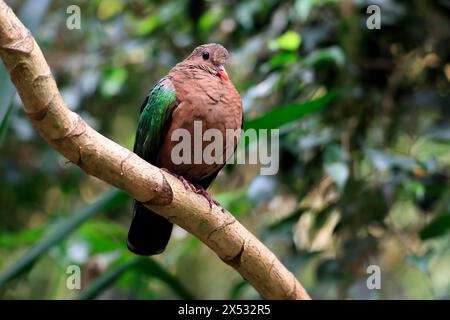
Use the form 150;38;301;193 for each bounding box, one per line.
97;0;123;20
198;8;223;32
100;67;128;97
78;220;126;253
215;188;251;217
269;31;302;51
136;15;161;36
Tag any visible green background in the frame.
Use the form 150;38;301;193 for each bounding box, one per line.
0;0;449;299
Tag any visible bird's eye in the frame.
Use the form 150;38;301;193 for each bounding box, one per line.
202;51;210;60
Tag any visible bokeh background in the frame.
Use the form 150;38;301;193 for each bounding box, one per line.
1;0;449;299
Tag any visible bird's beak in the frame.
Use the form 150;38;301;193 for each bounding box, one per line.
215;65;229;81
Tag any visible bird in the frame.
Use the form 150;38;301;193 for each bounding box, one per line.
127;43;243;255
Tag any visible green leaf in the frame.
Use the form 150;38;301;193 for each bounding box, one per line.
135;15;161;36
269;31;302;51
0;102;15;145
198;8;223;32
244;92;336;131
214;188;252;217
0;189;127;287
324;144;346;163
77;258;194;300
100;67;128;97
76;258;139;300
78;220;126;253
420;212;450;240
136;259;193;299
303;46;345;67
97;0;124;20
0;227;45;250
268;52;298;68
228;280;248;299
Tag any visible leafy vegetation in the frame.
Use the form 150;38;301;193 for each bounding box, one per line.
0;0;449;299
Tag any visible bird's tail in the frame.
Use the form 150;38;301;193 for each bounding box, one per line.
127;201;173;256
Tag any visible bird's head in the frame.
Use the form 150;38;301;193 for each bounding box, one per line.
185;43;229;81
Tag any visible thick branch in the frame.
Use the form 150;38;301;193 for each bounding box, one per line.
0;1;310;300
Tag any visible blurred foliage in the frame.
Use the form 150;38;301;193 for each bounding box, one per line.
1;0;450;299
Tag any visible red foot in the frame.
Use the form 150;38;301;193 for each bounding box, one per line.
160;168;223;211
160;168;195;191
194;185;220;209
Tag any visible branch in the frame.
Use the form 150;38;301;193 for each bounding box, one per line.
0;1;310;300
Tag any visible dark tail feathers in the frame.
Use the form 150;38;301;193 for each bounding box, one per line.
127;201;173;256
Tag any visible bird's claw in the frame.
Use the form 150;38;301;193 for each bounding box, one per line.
160;168;195;191
194;186;220;209
160;168;222;210
178;176;196;192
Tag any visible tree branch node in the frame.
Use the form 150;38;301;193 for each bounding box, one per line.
143;171;173;206
27;91;56;121
223;236;246;268
120;151;133;176
51;114;86;142
0;29;33;53
206;214;236;241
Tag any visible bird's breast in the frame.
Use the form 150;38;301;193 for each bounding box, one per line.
158;69;242;181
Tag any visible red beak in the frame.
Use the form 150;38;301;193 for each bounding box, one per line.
215;65;229;81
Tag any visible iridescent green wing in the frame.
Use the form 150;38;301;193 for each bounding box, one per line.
134;77;177;164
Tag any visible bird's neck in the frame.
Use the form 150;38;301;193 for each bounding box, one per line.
173;62;217;78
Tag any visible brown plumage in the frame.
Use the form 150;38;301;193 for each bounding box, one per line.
160;44;242;180
127;43;243;255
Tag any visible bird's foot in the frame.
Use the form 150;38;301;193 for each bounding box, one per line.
193;185;220;209
160;168;223;211
160;168;196;191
